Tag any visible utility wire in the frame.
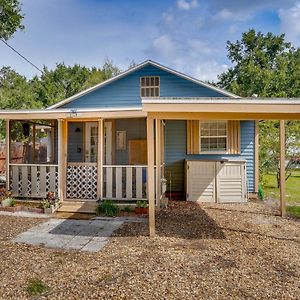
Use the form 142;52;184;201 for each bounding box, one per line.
1;38;44;74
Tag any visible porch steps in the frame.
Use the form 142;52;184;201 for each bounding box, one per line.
58;201;98;214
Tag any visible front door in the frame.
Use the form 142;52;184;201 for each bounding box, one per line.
85;122;98;163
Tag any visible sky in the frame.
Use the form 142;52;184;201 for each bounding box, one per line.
1;0;300;81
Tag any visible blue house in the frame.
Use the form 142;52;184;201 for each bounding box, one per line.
1;60;298;235
0;61;257;204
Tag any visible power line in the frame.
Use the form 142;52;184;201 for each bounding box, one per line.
0;38;44;74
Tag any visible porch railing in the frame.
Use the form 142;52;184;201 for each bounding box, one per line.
103;165;148;200
10;164;59;198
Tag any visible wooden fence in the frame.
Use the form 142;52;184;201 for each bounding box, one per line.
0;143;25;175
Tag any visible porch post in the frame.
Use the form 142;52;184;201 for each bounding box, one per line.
97;118;104;200
58;119;67;201
155;119;161;208
5;120;10;191
254;120;259;194
147;116;155;237
279;120;286;217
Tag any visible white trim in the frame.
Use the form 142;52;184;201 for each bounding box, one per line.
142;98;300;105
0;107;146;120
48;60;238;109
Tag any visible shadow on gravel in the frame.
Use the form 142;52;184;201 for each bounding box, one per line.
115;201;226;240
156;201;226;240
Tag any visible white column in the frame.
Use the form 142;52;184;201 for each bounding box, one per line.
97;119;104;200
147;116;155;237
5;120;10;191
155;119;161;208
279;120;286;217
57;119;63;201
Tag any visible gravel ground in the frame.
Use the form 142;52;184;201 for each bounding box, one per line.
0;201;299;299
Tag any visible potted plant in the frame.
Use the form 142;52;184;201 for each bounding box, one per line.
135;200;148;214
41;199;53;214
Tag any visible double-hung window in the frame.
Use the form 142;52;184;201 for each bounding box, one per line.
140;76;160;97
200;121;227;153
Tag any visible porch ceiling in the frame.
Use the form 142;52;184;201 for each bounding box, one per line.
0;107;146;120
142;98;300;120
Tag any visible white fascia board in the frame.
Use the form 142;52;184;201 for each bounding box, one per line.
142;98;300;105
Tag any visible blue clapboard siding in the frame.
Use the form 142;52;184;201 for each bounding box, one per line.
115;118;147;164
61;64;227;108
164;120;255;193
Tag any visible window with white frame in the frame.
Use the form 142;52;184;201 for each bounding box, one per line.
200;121;227;152
140;76;160;97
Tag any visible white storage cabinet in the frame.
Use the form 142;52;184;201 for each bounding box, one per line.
186;160;247;203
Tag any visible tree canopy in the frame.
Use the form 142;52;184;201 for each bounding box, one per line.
0;59;121;110
218;29;300;97
218;29;300;186
0;0;24;40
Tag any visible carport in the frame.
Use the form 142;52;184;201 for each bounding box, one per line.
144;98;300;237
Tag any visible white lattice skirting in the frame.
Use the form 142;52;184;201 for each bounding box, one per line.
66;164;98;200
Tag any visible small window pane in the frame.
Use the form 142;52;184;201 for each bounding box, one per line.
145;88;150;97
140;77;160;97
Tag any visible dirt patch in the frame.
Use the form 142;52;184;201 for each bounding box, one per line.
0;201;300;299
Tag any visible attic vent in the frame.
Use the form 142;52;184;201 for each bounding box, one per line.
140;76;160;97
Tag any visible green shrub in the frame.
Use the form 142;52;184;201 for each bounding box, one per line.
136;200;148;208
26;279;49;296
258;184;264;201
122;205;131;212
10;199;16;207
96;200;119;217
41;199;51;209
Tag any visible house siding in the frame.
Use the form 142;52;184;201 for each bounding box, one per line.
61;65;227;109
115;118;147;165
164;120;255;194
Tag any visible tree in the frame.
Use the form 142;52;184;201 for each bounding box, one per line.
0;0;24;40
218;29;300;186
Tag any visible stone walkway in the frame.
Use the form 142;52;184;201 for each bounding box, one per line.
13;218;124;252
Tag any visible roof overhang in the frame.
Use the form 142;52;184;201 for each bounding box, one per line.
0;107;146;120
142;98;300;120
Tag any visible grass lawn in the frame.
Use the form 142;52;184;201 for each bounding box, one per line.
262;170;300;203
262;170;300;218
287;206;300;219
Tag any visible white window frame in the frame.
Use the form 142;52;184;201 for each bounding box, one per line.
199;121;228;154
140;76;160;98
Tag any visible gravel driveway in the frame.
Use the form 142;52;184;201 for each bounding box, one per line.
0;201;299;299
